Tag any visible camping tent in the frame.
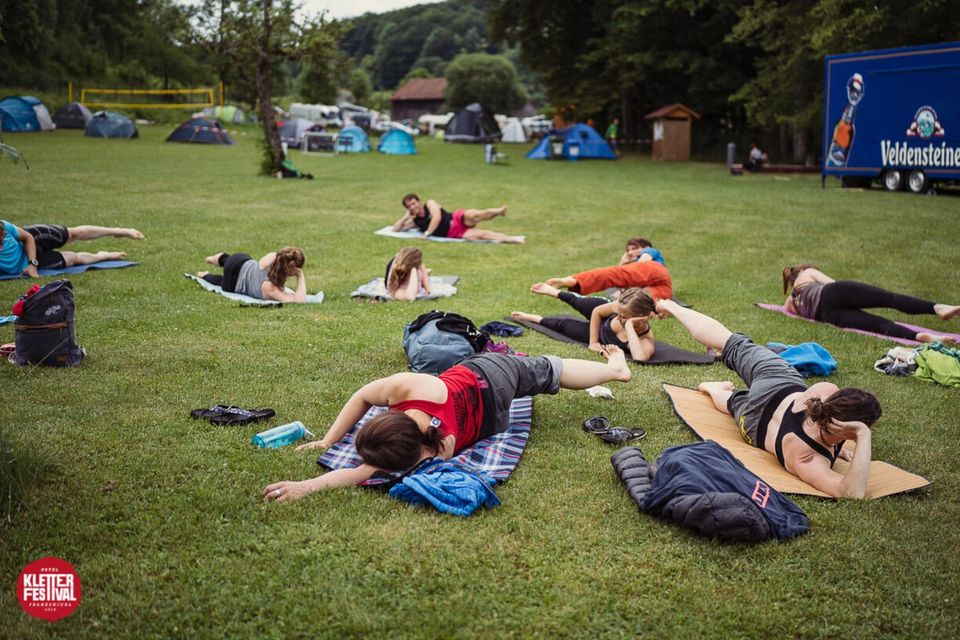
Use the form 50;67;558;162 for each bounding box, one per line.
0;96;55;132
278;118;322;148
84;111;138;139
501;117;527;143
202;105;246;124
378;129;416;155
337;125;371;153
526;123;616;160
53;102;93;129
444;103;501;143
167;117;235;144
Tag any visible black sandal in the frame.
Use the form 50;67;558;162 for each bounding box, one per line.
190;405;240;420
209;407;276;426
599;428;646;445
583;416;612;434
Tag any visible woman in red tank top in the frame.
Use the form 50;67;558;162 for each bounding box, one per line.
263;349;633;503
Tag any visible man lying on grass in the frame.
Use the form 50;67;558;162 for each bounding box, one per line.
656;298;881;499
263;349;633;502
1;219;143;277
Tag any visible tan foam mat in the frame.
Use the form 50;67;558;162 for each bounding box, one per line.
662;383;931;499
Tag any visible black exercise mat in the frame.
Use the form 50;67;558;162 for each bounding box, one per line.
509;316;717;365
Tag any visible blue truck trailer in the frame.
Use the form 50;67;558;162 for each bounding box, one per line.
823;41;960;193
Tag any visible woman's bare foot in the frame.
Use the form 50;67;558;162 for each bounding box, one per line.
917;332;956;345
698;381;735;394
122;228;145;240
506;235;525;244
934;303;960;321
196;271;210;278
510;311;543;323
98;251;127;260
205;252;224;265
494;206;507;217
600;345;632;381
531;282;561;298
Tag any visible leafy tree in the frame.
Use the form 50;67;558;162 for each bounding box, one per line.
444;53;527;114
349;67;372;104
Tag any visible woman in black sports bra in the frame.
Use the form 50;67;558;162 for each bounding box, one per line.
656;298;882;499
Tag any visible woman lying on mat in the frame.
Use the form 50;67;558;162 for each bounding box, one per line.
197;247;306;303
783;264;960;343
262;349;633;502
511;284;657;362
656;298;882;499
543;259;672;301
385;247;431;301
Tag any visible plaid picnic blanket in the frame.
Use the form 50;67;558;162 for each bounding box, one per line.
317;396;534;486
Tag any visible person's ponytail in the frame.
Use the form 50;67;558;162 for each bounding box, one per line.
422;425;444;455
804;388;882;431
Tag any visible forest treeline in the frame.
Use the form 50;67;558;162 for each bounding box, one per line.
1;0;957;160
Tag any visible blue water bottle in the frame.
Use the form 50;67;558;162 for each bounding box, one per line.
251;421;315;449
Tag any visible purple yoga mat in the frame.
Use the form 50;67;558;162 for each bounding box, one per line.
755;303;960;346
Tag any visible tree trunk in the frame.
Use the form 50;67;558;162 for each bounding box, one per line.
792;126;807;164
256;0;284;175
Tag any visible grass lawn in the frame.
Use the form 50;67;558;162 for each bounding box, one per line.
1;125;959;639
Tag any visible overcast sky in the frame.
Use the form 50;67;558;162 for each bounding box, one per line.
301;0;445;20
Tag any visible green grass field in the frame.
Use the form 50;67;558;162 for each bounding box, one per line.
1;126;958;639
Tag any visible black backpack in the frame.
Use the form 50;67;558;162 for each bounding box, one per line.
12;279;85;367
403;311;489;375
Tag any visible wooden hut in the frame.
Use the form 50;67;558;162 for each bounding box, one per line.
644;104;700;161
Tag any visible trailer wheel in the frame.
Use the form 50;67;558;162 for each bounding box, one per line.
907;170;929;194
882;170;903;191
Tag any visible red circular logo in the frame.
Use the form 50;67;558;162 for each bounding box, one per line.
17;557;82;622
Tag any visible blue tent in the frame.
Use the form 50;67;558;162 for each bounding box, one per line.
337;125;371;153
378;129;416;155
85;111;138;139
0;96;55;132
526;123;616;160
166;117;235;144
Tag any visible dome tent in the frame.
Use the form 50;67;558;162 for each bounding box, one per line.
0;96;55;132
166;117;235;144
526;123;616;160
53;102;93;129
337;125;371;152
202;105;246;124
501;117;527;143
84;111;138;139
378;129;416;155
444;102;501;143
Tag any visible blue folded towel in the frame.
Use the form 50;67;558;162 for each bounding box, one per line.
767;341;837;377
388;459;501;516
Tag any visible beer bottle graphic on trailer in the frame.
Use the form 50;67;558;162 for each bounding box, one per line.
827;73;864;167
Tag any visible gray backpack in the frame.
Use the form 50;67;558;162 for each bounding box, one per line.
12;279;85;367
402;311;486;375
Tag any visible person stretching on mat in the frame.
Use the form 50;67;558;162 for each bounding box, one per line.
511;284;657;362
655;298;882;499
385;247;432;301
783;264;960;343
197;247;307;303
542;259;672;301
262;348;633;502
391;193;525;243
0;220;143;277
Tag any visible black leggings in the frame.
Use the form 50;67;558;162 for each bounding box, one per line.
202;253;252;293
818;280;936;340
539;292;608;343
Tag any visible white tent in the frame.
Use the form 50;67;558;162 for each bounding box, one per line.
501;117;528;143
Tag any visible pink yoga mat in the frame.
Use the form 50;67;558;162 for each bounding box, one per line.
755;303;960;346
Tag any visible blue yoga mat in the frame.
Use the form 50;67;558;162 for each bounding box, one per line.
0;260;139;281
